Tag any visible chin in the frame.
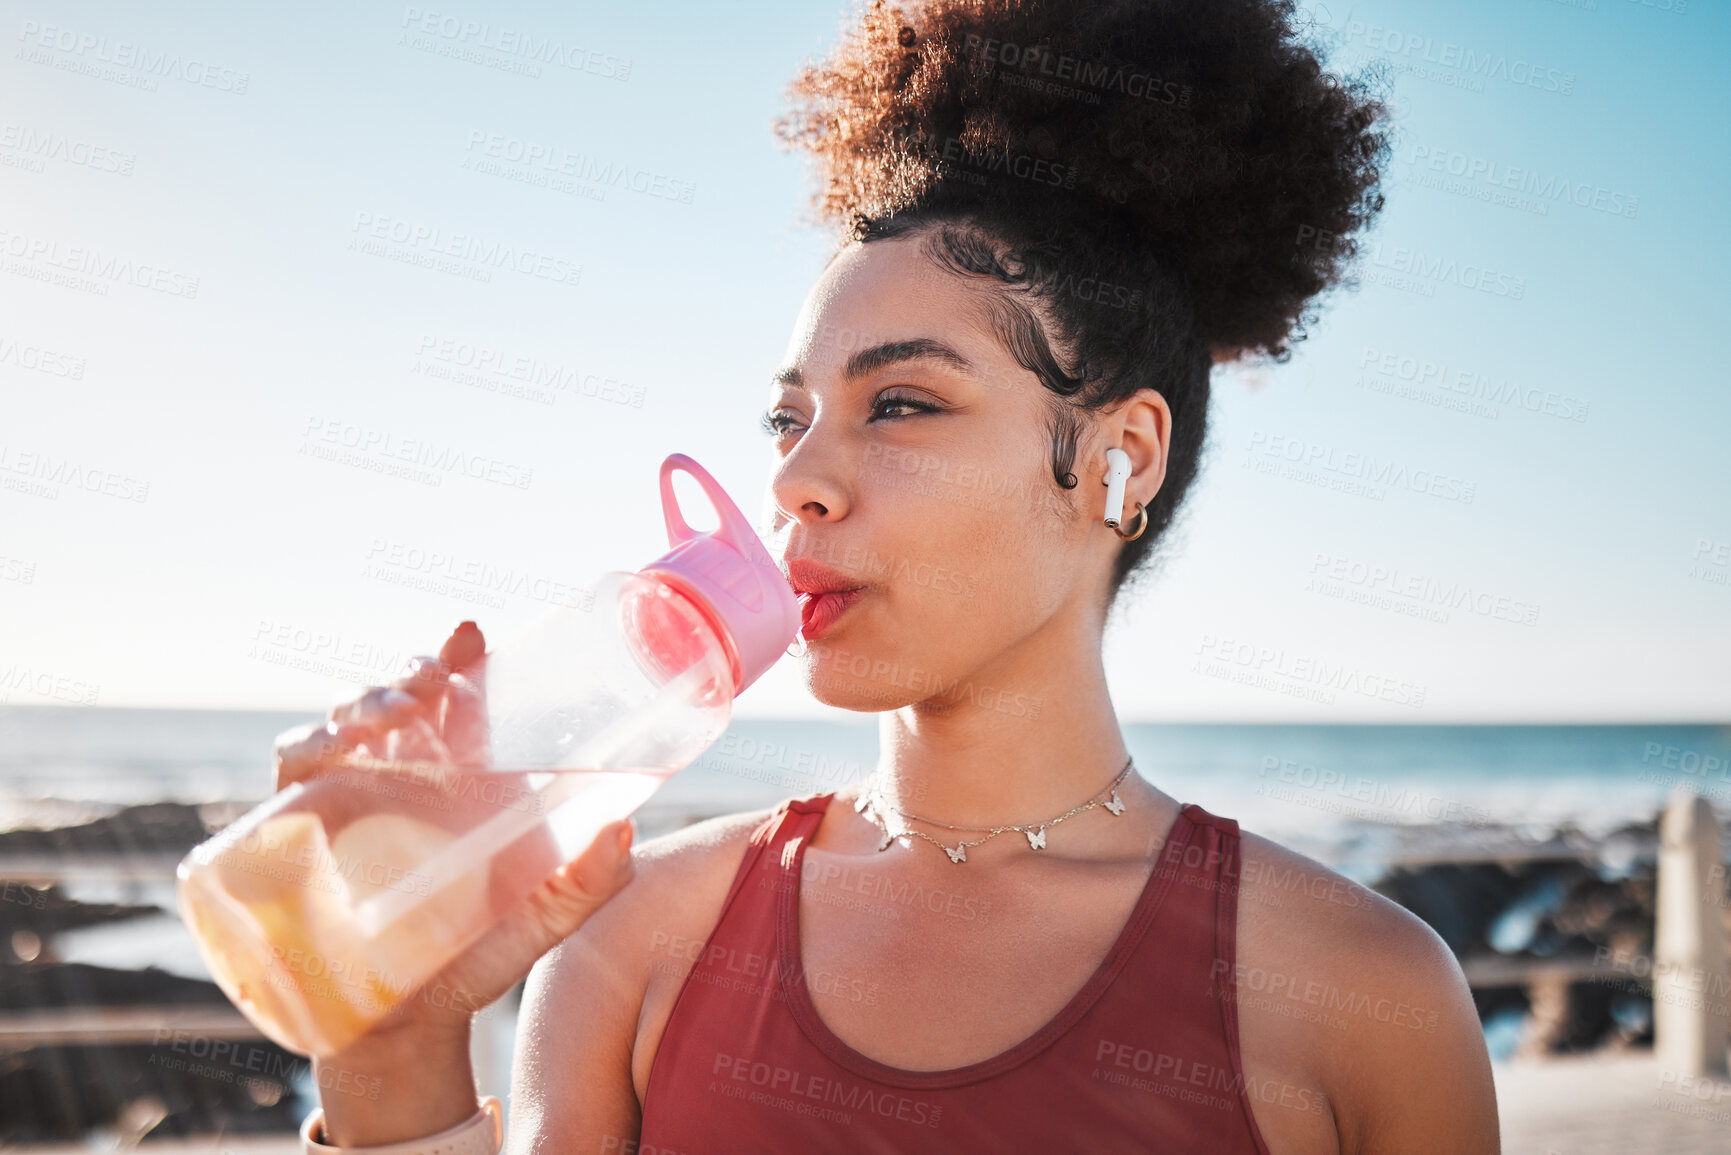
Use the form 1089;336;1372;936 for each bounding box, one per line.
799;641;913;713
809;686;908;714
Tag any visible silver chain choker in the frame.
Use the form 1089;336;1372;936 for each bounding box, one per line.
853;756;1135;864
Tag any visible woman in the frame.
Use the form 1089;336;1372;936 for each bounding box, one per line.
278;1;1499;1151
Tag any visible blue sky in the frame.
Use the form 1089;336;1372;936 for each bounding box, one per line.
1;0;1726;720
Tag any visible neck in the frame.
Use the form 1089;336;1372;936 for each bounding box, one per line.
870;609;1139;829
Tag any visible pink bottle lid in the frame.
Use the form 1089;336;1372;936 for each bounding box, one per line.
637;454;799;697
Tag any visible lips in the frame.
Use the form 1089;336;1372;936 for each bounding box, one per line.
797;588;865;640
784;557;868;642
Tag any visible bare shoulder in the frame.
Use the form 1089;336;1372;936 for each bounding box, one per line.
508;806;777;1147
1232;829;1499;1155
1235;828;1454;987
537;804;778;1004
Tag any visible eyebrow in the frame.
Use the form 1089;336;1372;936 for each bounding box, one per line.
771;338;976;391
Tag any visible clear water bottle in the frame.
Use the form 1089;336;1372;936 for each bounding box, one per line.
176;454;799;1057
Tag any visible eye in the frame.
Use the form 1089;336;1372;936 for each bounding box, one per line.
870;391;940;422
759;408;802;438
760;391;939;440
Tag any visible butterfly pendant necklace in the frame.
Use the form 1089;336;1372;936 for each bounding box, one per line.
854;756;1134;864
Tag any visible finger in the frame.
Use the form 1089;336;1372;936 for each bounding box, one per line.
442;660;490;768
437;623;489;766
436;622;486;751
383;715;455;765
392;655;453;706
273;721;324;790
566;819;636;902
274;721;352;791
523;820;637;948
330;685;424;732
440;621;486;670
314;719;406;778
281;626;487;790
389;623;485;718
381;724;423;765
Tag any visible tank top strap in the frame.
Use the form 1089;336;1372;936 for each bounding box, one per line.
1178;800;1240;838
1170;802;1271;1153
713;792;835;914
1140;801;1248;993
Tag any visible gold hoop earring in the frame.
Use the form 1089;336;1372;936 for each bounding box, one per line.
1111;500;1148;541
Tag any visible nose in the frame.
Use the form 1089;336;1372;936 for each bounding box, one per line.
766;434;851;532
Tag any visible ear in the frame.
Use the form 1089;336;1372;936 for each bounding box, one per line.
1110;388;1172;507
1210;344;1241;365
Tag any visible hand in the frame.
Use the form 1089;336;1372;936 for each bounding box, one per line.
273;620;492;790
269;623;638;1139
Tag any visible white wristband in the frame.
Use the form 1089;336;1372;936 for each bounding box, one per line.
301;1095;503;1155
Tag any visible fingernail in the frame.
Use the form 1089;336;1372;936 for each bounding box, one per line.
403;655;447;681
441;622;487;667
381;689;418;711
615;821;635;860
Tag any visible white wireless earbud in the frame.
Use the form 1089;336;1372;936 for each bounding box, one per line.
1103;447;1132;528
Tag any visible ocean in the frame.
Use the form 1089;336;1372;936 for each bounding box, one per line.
3;705;1726;850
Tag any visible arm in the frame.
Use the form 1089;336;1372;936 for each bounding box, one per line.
1232;832;1500;1155
505;810;770;1153
506;912;644;1151
1327;902;1501;1154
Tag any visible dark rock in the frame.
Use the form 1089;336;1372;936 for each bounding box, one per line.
0;882;160;946
0;801;210;858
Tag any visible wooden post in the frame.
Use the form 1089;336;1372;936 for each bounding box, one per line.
1654;786;1730;1077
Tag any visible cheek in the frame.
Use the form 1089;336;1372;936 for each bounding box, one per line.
984;508;1087;619
894;488;1083;629
794;504;1082;711
847;435;1088;626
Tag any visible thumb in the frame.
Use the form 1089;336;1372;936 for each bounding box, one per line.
526;820;637;944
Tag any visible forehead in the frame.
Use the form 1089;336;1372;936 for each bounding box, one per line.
779;237;1002;377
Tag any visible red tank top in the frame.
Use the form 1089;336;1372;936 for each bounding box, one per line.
639;794;1275;1153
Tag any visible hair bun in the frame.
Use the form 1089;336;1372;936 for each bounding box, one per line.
776;0;1390;360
